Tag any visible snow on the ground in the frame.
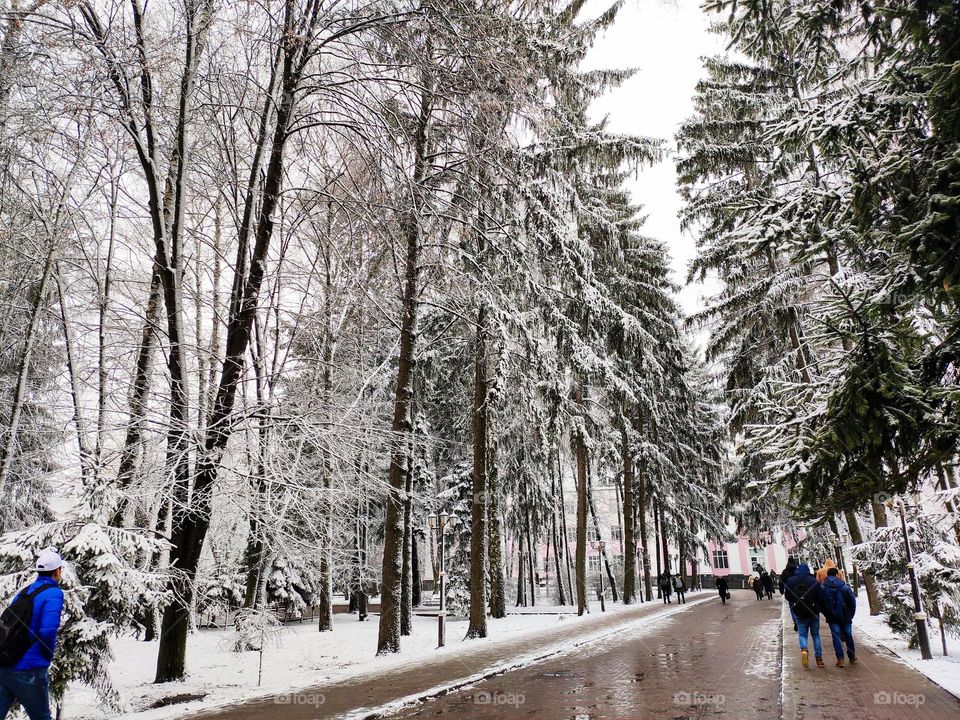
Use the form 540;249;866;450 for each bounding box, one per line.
64;594;679;720
857;611;960;699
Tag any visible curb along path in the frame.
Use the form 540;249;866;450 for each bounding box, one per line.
185;593;715;720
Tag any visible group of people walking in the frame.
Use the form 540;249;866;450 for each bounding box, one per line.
748;567;776;600
781;557;857;669
711;556;857;671
657;572;688;604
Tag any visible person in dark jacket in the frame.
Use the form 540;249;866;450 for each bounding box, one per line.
822;567;857;667
672;574;686;604
779;556;798;629
716;576;729;604
761;571;774;599
0;551;65;720
660;573;673;604
751;575;764;600
778;556;797;594
785;563;824;668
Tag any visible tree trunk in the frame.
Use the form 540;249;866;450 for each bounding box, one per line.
111;265;162;526
637;462;652;601
621;425;637;605
658;502;670;575
244;336;270;610
154;5;307;678
515;549;526;607
525;504;536;608
55;268;96;485
0;243;56;495
400;454;413;636
679;532;687;590
653;500;662;596
376;50;434;655
574;385;588;615
487;438;506;618
556;444;574;604
467;304;489;637
550;472;567;605
844;509;881;615
411;532;421;608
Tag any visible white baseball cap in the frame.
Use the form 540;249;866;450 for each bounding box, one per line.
35;550;64;572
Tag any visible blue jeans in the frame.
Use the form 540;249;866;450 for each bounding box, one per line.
828;622;856;659
0;668;52;720
796;617;823;657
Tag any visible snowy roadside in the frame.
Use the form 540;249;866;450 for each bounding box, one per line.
856;611;960;700
64;592;710;719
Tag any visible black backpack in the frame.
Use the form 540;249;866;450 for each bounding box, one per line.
0;584;54;668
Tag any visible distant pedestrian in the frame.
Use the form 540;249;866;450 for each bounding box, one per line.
0;551;66;720
752;575;763;600
822;567;857;667
778;556;797;594
785;563;825;669
660;573;673;604
672;574;686;604
716;576;729;605
761;571;774;600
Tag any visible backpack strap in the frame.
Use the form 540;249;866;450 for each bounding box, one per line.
24;584;56;601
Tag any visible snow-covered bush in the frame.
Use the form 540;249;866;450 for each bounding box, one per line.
0;520;169;711
231;607;282;686
196;572;245;621
266;552;316;615
854;509;960;649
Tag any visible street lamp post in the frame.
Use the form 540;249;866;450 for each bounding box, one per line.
591;539;606;612
428;510;450;648
891;498;933;660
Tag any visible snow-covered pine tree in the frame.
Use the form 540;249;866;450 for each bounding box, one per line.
854;503;960;652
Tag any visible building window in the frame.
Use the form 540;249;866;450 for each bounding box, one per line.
587;526;600;542
595;474;616;487
588;554;601;572
712;548;729;569
611;526;622;542
750;548;763;571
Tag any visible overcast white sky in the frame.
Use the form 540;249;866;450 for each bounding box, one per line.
584;0;724;316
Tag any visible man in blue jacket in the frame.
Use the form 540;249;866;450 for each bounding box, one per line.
785;562;824;668
822;566;857;667
0;551;65;720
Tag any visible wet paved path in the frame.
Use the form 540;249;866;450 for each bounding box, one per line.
187;594;713;720
189;593;960;720
377;591;782;720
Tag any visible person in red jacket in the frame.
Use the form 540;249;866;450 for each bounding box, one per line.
0;551;65;720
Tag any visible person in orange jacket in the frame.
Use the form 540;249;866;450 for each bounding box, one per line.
816;558;844;584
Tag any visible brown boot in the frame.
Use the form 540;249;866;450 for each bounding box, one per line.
801;650;809;669
836;659;845;668
816;656;825;668
848;655;857;665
